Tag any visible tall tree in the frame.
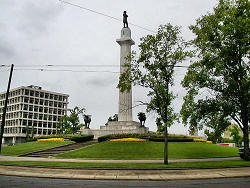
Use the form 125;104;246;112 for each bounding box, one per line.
203;112;231;143
118;24;191;164
57;106;85;134
181;0;249;160
229;124;242;147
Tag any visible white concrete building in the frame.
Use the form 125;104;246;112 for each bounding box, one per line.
0;85;69;145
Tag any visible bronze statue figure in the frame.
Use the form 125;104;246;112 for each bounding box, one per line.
123;11;128;28
84;114;91;129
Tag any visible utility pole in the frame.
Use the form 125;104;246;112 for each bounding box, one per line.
0;64;14;153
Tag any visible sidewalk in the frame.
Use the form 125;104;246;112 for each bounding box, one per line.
0;165;249;180
0;155;241;163
0;155;249;180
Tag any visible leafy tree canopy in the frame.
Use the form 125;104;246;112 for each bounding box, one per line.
57;106;85;134
181;0;249;159
105;114;118;125
229;124;243;146
118;24;192;164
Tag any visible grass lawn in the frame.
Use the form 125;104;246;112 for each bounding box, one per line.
0;160;249;169
1;141;73;156
56;142;238;159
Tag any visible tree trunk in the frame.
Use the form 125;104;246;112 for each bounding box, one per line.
242;102;249;161
164;83;169;165
164;123;168;164
242;114;249;161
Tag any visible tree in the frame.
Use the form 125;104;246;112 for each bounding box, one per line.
181;0;249;160
200;111;231;144
229;124;242;147
105;114;118;125
57;106;85;134
156;117;164;133
118;24;191;164
137;112;146;127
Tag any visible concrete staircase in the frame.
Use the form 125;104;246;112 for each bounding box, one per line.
19;140;98;158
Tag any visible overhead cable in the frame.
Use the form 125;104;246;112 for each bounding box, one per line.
1;64;189;68
58;0;156;33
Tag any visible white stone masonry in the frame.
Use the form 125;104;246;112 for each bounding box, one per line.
116;27;134;121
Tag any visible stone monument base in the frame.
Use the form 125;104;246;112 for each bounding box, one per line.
80;121;149;139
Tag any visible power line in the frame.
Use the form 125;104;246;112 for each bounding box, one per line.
12;68;119;74
58;0;156;33
1;64;119;67
1;64;189;68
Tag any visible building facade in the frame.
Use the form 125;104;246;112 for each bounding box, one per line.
0;85;69;145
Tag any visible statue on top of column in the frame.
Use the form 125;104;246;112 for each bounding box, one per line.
123;11;128;28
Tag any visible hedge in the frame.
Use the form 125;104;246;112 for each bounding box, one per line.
30;134;94;143
70;135;94;143
148;137;193;142
98;133;193;142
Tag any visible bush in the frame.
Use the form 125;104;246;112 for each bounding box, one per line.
98;133;193;142
70;135;94;143
28;135;61;142
221;138;235;143
149;137;193;142
98;133;159;142
30;134;94;143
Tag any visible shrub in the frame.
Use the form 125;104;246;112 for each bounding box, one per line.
221;138;235;143
194;138;207;142
149;137;193;142
98;133;193;142
70;135;94;143
38;138;64;142
29;135;61;142
110;138;147;142
30;134;94;143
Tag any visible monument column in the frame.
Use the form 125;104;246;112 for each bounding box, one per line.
116;27;135;121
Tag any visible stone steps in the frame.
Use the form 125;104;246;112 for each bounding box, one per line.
19;140;98;158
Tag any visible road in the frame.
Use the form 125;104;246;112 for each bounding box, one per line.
0;175;249;188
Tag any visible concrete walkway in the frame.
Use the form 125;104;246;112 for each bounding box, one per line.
0;155;241;163
0;155;249;180
0;165;249;180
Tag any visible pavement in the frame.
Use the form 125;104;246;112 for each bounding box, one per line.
0;155;242;163
0;155;249;181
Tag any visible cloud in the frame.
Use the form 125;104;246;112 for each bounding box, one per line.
0;0;219;136
87;75;117;87
17;0;64;37
0;39;15;59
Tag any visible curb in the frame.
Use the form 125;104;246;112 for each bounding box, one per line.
0;164;250;170
0;165;249;181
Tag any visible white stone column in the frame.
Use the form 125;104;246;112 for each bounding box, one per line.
116;27;135;122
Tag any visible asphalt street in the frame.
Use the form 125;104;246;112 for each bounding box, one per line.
0;175;250;188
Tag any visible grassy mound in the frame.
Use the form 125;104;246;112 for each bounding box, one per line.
56;142;238;159
1;141;73;156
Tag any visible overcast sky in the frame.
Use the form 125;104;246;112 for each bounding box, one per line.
0;0;218;135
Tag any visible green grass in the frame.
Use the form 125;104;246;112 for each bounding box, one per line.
56;142;238;159
0;160;249;169
1;141;73;155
